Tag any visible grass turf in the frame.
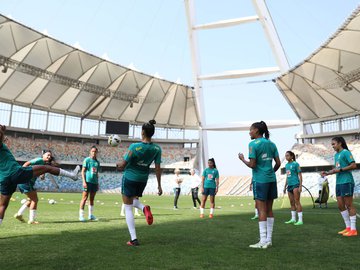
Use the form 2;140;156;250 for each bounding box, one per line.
1;193;359;270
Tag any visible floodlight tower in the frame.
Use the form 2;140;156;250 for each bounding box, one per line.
184;0;290;171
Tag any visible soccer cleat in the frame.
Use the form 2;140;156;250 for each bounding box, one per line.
143;205;153;225
200;214;204;218
343;230;358;237
251;215;259;220
338;228;351;235
209;214;213;219
79;217;86;222
88;215;98;221
294;221;303;226
263;242;272;248
27;220;39;225
284;219;296;224
14;214;26;223
71;165;80;181
127;239;140;246
249;241;268;249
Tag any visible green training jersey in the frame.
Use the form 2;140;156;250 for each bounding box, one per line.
0;143;21;182
285;161;301;186
202;167;219;189
83;157;100;184
124;142;162;182
28;157;45;184
248;138;279;183
334;149;355;185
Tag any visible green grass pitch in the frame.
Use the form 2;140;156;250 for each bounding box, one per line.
1;193;359;270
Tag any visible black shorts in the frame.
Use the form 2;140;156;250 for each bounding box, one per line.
0;167;33;196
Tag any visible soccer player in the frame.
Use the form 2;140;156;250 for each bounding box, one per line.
283;151;303;225
239;121;281;249
0;124;79;225
116;120;162;246
199;158;219;219
322;136;357;236
79;146;100;222
173;168;183;210
189;168;201;209
14;150;57;224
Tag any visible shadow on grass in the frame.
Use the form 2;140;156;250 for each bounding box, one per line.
1;200;358;270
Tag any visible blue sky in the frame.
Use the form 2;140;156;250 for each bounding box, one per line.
0;0;358;175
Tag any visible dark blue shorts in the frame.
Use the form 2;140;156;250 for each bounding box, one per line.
122;176;147;197
83;182;98;193
0;167;33;196
287;184;300;193
336;183;354;197
253;181;278;201
18;181;36;194
202;188;216;196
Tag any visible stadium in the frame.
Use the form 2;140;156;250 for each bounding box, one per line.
1;1;360;270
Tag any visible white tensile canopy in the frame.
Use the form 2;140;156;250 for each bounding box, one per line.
0;14;199;129
276;6;360;122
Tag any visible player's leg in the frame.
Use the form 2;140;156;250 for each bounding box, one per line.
0;195;11;224
293;188;303;225
194;187;201;206
191;188;197;208
209;193;215;218
133;196;144;216
32;165;80;181
343;185;357;236
14;186;30;222
27;190;39;224
200;193;208;218
265;198;275;246
173;188;180;209
285;191;296;224
123;194;139;246
336;184;351;234
79;191;89;222
88;190;97;220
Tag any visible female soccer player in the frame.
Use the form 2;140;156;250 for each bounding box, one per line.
0;124;79;225
14;150;57;224
283;151;303;225
200;158;219;219
116;120;162;246
173;168;183;210
189;169;201;209
322;136;357;236
79;146;100;222
238;121;281;249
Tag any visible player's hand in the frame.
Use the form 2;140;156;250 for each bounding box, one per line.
158;186;163;196
83;182;87;189
299;186;302;193
321;171;327;177
283;188;286;194
215;187;218;195
238;153;244;161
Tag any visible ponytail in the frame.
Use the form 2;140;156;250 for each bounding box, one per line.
251;121;270;139
286;151;296;161
209;158;217;168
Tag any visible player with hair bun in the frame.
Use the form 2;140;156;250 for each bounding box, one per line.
239;121;281;249
117;120;162;246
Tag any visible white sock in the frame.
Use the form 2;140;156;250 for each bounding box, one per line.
200;207;204;215
266;217;274;243
133;199;144;211
18;203;29;215
29;209;36;222
0;219;2;225
350;215;357;230
79;209;85;218
124;204;137;240
59;168;76;179
291;211;296;221
298;212;303;222
255;208;258;217
341;210;351;228
259;221;267;244
89;205;93;217
120;204;125;216
210;208;214;215
134;208;140;215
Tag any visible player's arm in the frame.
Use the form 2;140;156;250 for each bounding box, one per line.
22;161;32;167
200;175;205;192
298;166;303;193
155;163;162;196
283;176;288;194
81;166;87;188
323;162;356;175
117;148;132;171
273;156;281;172
0;124;6;144
239;154;256;169
215;177;219;194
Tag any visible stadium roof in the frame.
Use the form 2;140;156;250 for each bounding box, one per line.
0;14;199;129
276;5;360;123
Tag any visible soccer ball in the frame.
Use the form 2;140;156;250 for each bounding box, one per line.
108;134;121;147
49;199;56;205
